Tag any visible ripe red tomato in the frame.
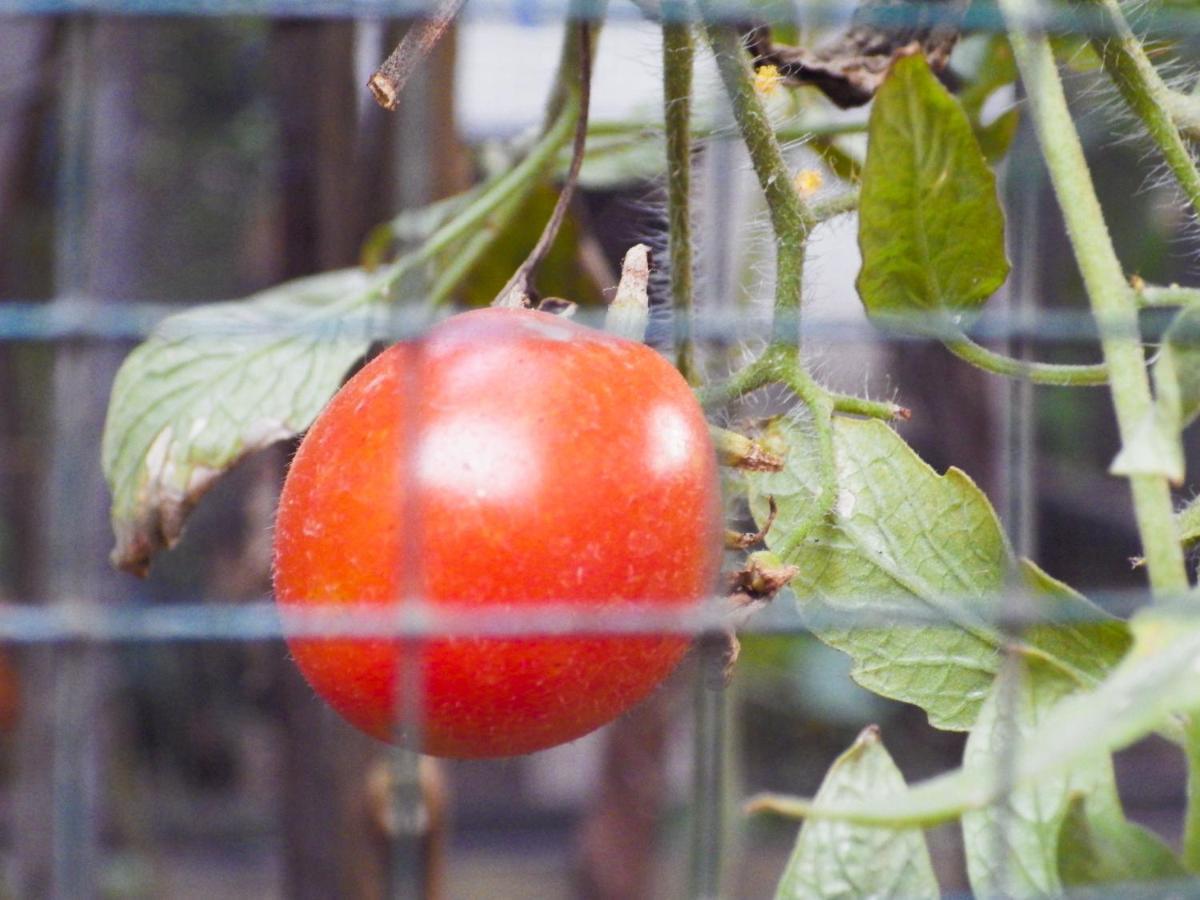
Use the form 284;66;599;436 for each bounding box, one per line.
273;307;723;758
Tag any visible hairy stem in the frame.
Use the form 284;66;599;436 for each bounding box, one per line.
663;12;697;380
697;23;892;460
943;335;1109;386
776;358;837;556
829;391;909;421
809;188;860;222
698;353;776;409
704;22;814;346
1087;0;1200;219
1000;0;1187;595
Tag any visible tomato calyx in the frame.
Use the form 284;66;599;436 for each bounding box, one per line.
725;549;799;625
701;550;800;689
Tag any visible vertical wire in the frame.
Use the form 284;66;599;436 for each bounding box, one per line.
991;61;1045;900
1006;102;1040;563
687;60;739;900
388;19;436;899
350;19;430;898
688;640;729;900
388;340;428;900
53;20;88;300
49;16;100;899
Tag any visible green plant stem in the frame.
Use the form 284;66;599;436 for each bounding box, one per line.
810;188;860;222
829;391;909;420
1136;282;1200;308
1000;0;1187;596
698;19;898;563
777;359;837;555
705;22;815;346
1078;0;1200;867
698;353;776;409
699;356;907;421
695;27;897;429
1086;0;1200;218
663;13;697;381
943;335;1109;386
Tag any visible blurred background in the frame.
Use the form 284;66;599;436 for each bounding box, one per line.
1;4;1200;897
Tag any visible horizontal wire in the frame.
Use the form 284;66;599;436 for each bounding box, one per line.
0;299;1158;344
0;589;1168;643
0;0;1197;37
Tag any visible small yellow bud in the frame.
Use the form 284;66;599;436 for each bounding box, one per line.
754;64;782;96
793;168;824;196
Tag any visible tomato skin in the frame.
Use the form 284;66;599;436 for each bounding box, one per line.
273;307;722;758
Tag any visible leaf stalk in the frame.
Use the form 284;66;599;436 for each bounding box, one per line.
943;334;1109;386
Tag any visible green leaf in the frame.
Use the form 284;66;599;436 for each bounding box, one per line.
102;268;386;575
1017;558;1131;688
748;613;1200;830
857;53;1010;335
964;656;1183;897
961;660;1110;897
774;726;939;900
1112;306;1200;485
1058;793;1187;889
750;416;1129;731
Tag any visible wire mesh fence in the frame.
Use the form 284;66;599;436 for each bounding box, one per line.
2;0;1200;897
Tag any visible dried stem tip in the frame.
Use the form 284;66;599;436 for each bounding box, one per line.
604;243;652;341
368;0;465;111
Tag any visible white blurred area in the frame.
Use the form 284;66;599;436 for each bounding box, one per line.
456;14;667;139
